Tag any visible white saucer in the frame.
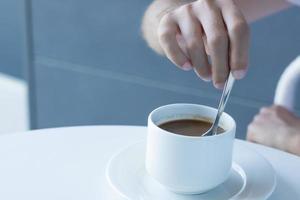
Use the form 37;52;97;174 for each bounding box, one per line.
106;141;276;200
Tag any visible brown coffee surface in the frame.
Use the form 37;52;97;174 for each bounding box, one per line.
158;119;225;136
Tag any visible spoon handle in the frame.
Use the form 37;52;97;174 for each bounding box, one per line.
211;72;235;135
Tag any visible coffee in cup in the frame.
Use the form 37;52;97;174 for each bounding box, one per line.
158;118;225;136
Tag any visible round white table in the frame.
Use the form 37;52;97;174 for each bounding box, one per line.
0;126;299;199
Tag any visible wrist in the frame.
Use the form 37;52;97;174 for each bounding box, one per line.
287;125;300;156
293;134;300;156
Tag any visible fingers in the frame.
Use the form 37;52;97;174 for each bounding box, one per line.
247;108;268;143
246;125;259;142
157;0;250;88
247;128;270;146
193;1;229;89
246;121;273;147
221;2;250;79
247;106;281;147
247;105;300;153
175;4;211;81
247;122;261;143
158;13;192;70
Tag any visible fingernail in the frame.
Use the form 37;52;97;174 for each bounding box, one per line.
182;61;193;71
202;76;212;82
214;82;225;89
232;69;247;79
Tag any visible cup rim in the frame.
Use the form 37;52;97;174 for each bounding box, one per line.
148;103;236;139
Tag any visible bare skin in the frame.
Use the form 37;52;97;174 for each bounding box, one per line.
247;105;300;156
141;0;300;155
141;0;290;88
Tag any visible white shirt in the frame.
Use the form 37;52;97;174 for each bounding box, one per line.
275;0;300;111
274;56;300;111
288;0;300;5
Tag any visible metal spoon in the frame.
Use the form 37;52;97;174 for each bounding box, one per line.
203;72;235;136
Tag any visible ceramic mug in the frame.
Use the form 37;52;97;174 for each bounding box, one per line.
145;104;236;194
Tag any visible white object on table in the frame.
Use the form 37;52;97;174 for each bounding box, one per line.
0;126;299;200
107;141;276;200
0;73;28;134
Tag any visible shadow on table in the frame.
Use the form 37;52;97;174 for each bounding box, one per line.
268;173;298;200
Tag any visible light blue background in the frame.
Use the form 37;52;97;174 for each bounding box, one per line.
0;1;299;138
0;0;24;78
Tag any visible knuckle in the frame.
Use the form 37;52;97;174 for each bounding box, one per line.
158;28;172;43
179;3;192;13
194;0;212;9
246;130;255;141
230;20;249;37
208;33;228;49
259;107;268;113
246;125;253;134
254;115;261;122
186;38;199;51
160;12;173;25
193;0;203;8
158;17;175;43
247;123;254;131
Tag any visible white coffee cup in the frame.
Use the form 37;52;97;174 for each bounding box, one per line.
145;104;236;194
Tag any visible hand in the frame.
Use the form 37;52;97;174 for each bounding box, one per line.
247;105;300;156
157;0;250;89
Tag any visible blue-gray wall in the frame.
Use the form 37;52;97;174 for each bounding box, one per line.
0;0;24;78
28;1;300;139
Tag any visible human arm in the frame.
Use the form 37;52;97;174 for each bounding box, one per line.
141;0;291;88
247;105;300;156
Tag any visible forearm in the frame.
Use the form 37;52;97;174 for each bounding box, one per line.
141;0;291;54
